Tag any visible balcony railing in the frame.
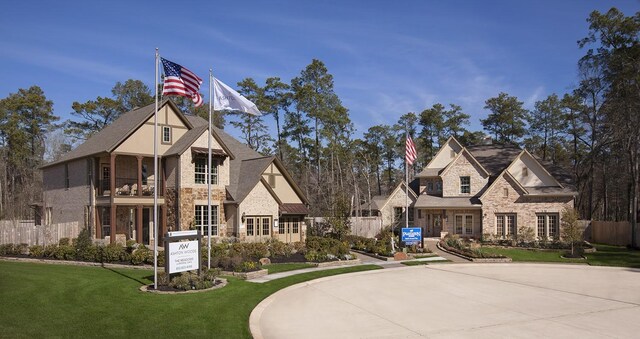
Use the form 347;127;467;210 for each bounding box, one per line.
98;177;157;197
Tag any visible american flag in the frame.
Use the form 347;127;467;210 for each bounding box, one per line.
161;57;203;107
406;135;417;165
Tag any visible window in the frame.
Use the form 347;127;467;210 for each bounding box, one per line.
393;207;403;221
460;176;470;194
522;167;528;177
64;164;70;189
102;208;111;238
503;187;509;197
292;219;299;233
279;218;286;234
268;174;276;188
194;158;218;184
194;205;218;236
427;182;433;192
262;217;270;236
496;214;517;237
246;218;254;236
454;214;473;235
435;182;442;192
537;213;559;239
162;126;172;144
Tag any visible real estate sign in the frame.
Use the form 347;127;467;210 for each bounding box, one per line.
401;227;422;244
167;240;200;273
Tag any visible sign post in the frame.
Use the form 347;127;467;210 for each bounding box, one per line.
164;230;202;276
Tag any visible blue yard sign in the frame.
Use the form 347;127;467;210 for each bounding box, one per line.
401;227;422;243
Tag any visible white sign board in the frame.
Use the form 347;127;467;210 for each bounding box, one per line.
168;240;199;273
167;230;198;237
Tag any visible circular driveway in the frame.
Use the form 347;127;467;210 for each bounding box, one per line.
250;264;640;339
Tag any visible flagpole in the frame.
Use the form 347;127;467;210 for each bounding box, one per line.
405;124;409;250
207;69;213;269
153;47;159;290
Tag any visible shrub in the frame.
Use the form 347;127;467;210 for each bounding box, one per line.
170;272;192;290
54;245;76;260
43;244;58;258
131;247;153;265
292;241;306;254
305;236;350;257
230;242;268;260
75;229;95;261
29;245;44;257
167;268;220;291
267;239;290;257
102;243;125;262
58;238;71;246
0;244;13;255
157;250;165;267
235;260;260;272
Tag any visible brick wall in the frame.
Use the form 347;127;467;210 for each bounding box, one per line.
441;152;488;197
481;173;574;238
42;158;92;226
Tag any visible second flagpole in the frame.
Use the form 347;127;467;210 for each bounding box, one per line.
207;69;213;269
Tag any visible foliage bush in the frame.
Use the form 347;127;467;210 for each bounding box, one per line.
305;236;349;258
28;245;44;257
267;239;292;257
131;247;153;265
101;243;125;262
440;235;506;259
167;268;221;290
54;245;76;260
74;229;96;261
58;238;71;246
235;260;260;272
230;242;268;260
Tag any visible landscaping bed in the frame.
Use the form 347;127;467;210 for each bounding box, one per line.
439;236;511;262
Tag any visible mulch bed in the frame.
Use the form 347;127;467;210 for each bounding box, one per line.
268;253;307;263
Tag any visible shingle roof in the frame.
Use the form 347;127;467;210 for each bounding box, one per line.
42;100;190;168
417;167;443;177
280;203;309;215
466;144;522;176
414;194;482;208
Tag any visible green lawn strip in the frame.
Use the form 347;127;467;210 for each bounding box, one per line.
0;261;381;338
479;244;640;268
479;247;584;263
585;244;640;268
263;263;317;274
402;260;431;266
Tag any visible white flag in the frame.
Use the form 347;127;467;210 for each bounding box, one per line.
212;77;261;116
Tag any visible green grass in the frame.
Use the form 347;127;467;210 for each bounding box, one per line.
479;244;640;268
402;260;431;266
0;261;382;338
263;263;317;274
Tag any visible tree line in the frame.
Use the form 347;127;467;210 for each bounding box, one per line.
0;8;637;246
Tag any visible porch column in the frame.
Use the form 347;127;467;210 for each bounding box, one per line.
136;155;143;197
136;205;143;244
96;207;102;239
110;205;117;244
110;154;116;197
161;205;167;244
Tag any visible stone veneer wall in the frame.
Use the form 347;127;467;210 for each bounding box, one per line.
178;187;227;236
441;152;488;197
165;188;178;232
481;173;574;238
380;187;416;228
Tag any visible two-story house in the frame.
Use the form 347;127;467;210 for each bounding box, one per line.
40;100;309;246
413;137;576;239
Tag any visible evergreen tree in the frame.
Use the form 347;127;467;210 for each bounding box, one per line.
481;92;529;144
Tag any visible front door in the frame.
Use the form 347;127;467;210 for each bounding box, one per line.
142;208;150;245
432;214;442;237
276;217;302;243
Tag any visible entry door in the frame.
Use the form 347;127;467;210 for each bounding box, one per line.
432;215;442;236
142;208;150;245
101;165;110;195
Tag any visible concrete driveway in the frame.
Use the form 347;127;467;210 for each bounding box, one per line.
250;264;640;338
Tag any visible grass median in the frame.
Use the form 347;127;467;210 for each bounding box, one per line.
0;260;382;338
479;244;640;268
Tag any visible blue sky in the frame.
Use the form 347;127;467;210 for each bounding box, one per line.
1;1;638;140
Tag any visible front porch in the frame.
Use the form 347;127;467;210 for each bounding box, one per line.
414;208;482;238
95;204;167;246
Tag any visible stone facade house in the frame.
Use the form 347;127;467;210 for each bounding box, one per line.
413;137;576;239
40;100;309;245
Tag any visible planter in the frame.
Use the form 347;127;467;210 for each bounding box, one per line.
437;242;511;262
314;259;361;268
140;278;227;294
221;269;268;280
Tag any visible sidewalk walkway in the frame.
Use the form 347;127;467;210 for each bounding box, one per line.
248;250;449;283
424;238;470;263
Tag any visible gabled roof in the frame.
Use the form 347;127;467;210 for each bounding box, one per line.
41;100;191;168
439;148;490;178
164;115;234;159
466;144;522;176
414;194;481;208
378;181;418;211
229;156;274;202
417;136;462;177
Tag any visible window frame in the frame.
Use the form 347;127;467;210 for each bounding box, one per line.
162;126;172;144
194;205;218;236
537;213;560;240
194;157;218;185
460;176;471;194
496;214;517;237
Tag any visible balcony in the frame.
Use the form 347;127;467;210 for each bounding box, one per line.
99;178;156;197
95;154;163;199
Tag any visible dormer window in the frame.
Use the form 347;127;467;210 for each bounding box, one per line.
427;182;433;192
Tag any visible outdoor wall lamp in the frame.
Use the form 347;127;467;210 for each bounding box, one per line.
241;212;246;223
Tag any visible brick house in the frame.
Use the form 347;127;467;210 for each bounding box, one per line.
413;137;577;239
40;100;309;245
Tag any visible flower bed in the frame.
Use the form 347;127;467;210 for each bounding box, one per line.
439;236;509;261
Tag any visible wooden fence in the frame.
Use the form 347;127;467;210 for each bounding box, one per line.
350;217;383;238
0;220;81;246
590;220;638;247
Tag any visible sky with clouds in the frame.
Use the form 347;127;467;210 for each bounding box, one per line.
1;0;638;139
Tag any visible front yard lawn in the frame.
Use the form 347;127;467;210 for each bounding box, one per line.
263;263;317;274
479;244;640;268
0;261;381;338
